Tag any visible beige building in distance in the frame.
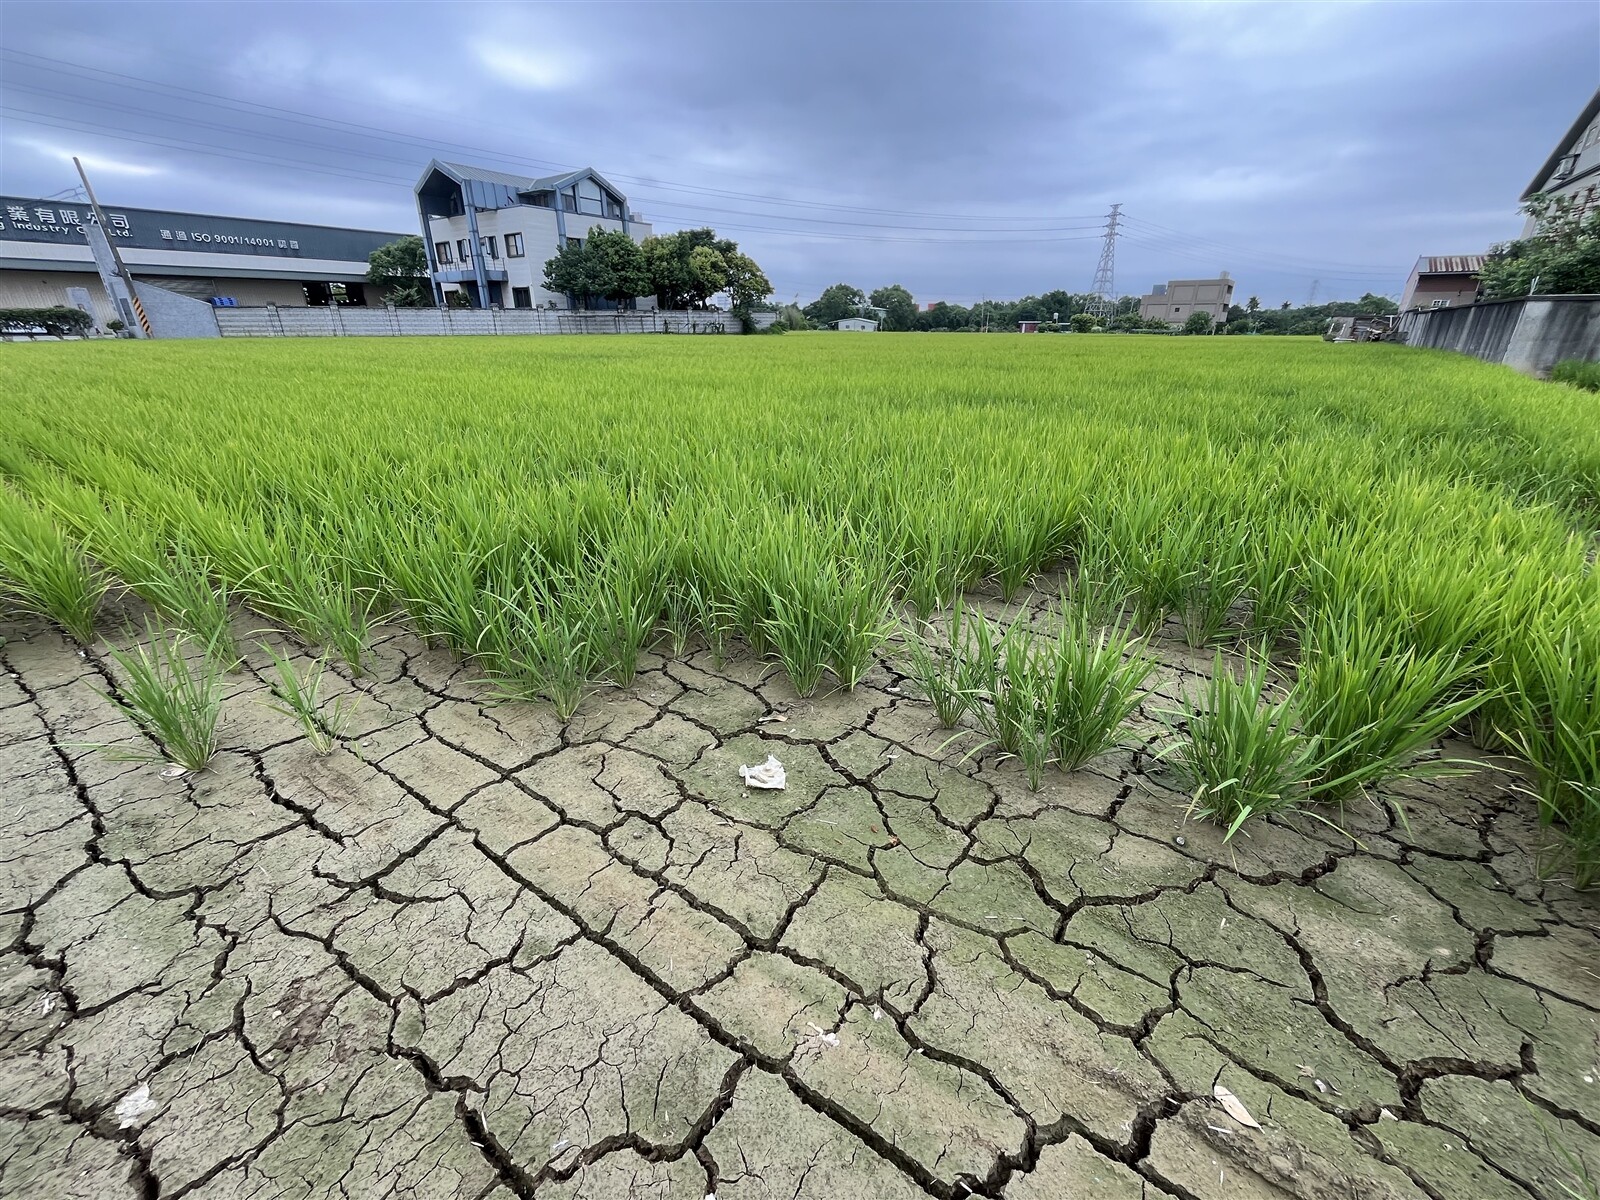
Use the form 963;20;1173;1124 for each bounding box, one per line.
1138;274;1234;326
1399;255;1485;310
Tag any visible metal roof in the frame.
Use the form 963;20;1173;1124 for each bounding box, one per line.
1418;256;1486;275
439;162;545;190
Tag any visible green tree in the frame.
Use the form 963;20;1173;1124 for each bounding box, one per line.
366;235;430;307
1182;311;1215;335
869;284;917;331
1246;296;1260;314
584;227;651;309
1480;193;1600;299
640;228;756;309
1069;313;1097;333
1354;291;1399;315
723;251;773;313
804;283;867;325
543;240;602;307
776;303;810;331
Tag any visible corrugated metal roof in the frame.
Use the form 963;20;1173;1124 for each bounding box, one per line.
1419;256;1486;274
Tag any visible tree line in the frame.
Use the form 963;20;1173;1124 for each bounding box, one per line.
795;281;1399;334
544;227;771;313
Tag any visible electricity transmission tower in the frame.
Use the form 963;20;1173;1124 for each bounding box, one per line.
1086;203;1122;324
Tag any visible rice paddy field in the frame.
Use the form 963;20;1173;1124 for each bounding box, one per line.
2;334;1599;1200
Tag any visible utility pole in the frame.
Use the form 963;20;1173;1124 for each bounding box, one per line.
1086;203;1121;325
74;157;151;337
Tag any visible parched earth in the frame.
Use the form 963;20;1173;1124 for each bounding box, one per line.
2;601;1598;1200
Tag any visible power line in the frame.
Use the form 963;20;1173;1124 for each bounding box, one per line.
1;49;1109;226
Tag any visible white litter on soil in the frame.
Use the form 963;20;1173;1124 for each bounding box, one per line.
115;1083;156;1128
738;755;787;790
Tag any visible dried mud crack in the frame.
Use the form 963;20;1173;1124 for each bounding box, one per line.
2;609;1598;1200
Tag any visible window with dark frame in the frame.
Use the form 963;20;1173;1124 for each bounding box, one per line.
506;232;525;257
512;286;531;308
434;241;453;264
457;239;470;262
480;235;497;259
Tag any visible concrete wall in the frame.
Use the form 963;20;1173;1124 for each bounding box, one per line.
1396;294;1600;377
132;281;220;338
216;307;741;337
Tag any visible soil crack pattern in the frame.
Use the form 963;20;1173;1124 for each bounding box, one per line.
2;611;1597;1200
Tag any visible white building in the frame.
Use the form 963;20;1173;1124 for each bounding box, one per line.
414;161;654;309
833;317;879;331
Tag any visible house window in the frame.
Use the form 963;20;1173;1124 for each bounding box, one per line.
506;232;524;258
479;235;497;259
1430;299;1451;309
434;241;453;264
512;286;531;308
457;239;470;262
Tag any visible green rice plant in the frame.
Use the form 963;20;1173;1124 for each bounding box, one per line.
1174;525;1250;648
1160;653;1331;839
0;487;107;642
273;555;376;675
1042;605;1156;770
900;600;976;729
958;610;1054;788
827;562;896;688
763;586;832;696
1498;623;1600;888
259;642;355;754
127;543;243;669
476;574;599;721
95;624;223;772
1295;602;1489;806
581;539;667;687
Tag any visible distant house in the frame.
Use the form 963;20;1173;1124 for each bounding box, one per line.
1018;321;1040;333
1138;275;1234;327
1399;256;1485;310
1521;87;1600;234
833;317;879;331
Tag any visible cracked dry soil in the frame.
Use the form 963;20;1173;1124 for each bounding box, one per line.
2;596;1599;1200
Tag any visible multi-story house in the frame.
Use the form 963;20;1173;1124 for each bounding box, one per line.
413;160;654;309
1520;88;1600;234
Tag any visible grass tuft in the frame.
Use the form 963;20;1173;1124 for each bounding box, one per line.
95;624;223;772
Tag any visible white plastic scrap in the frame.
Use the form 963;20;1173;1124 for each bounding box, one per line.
159;765;188;779
738;755;787;790
115;1083;156;1128
871;1005;884;1022
1213;1084;1262;1130
805;1023;840;1048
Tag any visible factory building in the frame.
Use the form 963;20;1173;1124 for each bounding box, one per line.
0;196;407;328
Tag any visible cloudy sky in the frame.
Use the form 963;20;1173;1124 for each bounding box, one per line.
2;1;1594;306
